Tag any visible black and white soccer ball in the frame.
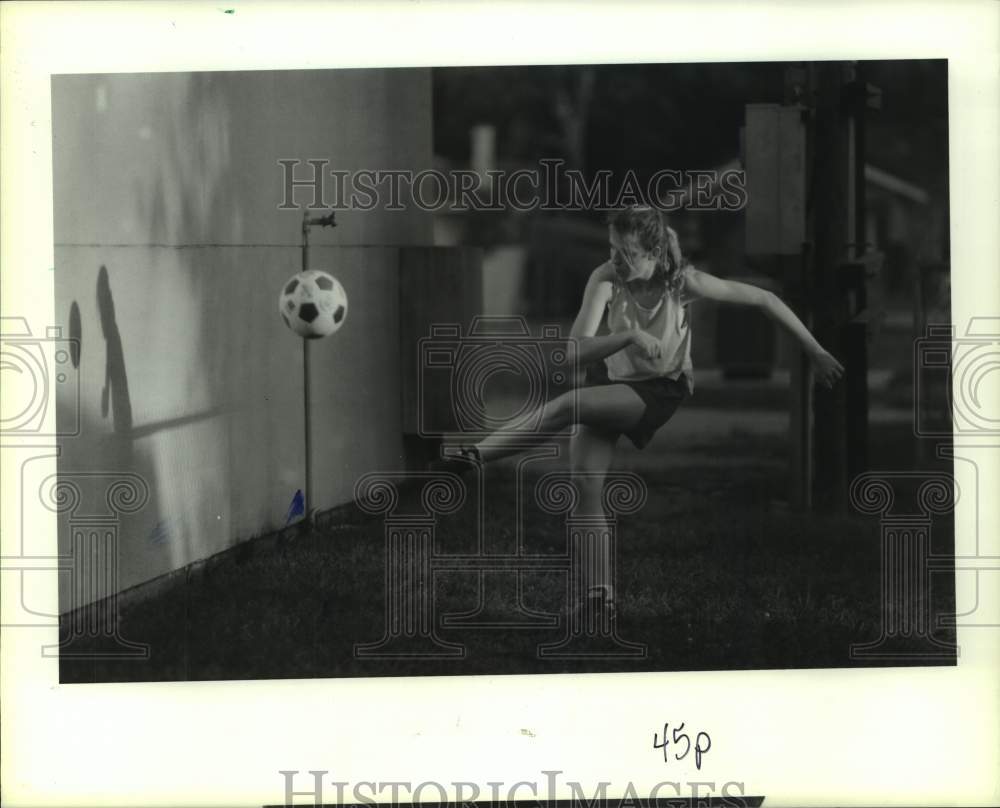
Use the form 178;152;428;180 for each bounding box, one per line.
278;270;348;339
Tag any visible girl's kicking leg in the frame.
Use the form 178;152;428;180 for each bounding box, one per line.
471;384;646;463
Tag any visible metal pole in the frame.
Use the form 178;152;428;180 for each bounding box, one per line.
302;210;312;520
852;63;868;261
795;64;816;511
810;62;851;511
296;210;336;522
846;62;870;481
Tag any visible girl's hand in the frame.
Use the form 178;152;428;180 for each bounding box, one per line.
629;329;662;361
811;348;845;389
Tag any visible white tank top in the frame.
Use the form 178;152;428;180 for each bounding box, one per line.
603;269;695;395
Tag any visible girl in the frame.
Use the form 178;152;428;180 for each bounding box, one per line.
441;205;844;618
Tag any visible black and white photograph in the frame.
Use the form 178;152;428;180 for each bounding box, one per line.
46;58;958;682
2;3;998;807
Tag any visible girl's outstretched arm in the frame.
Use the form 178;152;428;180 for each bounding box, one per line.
684;267;846;389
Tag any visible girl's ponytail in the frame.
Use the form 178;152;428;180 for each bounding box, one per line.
656;209;688;296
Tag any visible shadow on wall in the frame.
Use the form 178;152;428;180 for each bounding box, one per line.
57;73;299;600
54;70;424;605
137;75;249;571
58;255;251;610
97;265;133;435
142;72;240;411
55;265;168;617
138;73;290;548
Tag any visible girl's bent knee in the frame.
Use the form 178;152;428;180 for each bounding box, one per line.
542;393;573;429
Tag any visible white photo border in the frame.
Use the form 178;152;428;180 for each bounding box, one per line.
2;1;998;806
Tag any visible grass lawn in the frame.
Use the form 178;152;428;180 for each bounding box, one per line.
59;411;956;683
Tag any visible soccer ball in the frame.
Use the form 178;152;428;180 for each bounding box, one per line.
278;270;348;339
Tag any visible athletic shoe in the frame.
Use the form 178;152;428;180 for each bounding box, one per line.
428;444;481;475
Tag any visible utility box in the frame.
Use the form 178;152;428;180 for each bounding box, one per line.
744;104;807;255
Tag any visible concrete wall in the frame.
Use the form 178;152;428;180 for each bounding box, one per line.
52;69;433;609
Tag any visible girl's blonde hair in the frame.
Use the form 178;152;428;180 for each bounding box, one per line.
606;205;689;295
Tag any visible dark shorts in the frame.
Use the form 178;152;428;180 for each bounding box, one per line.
583;362;689;450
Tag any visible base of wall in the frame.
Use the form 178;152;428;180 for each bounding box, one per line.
56;496;366;629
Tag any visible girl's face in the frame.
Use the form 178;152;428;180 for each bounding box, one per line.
609;227;658;282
